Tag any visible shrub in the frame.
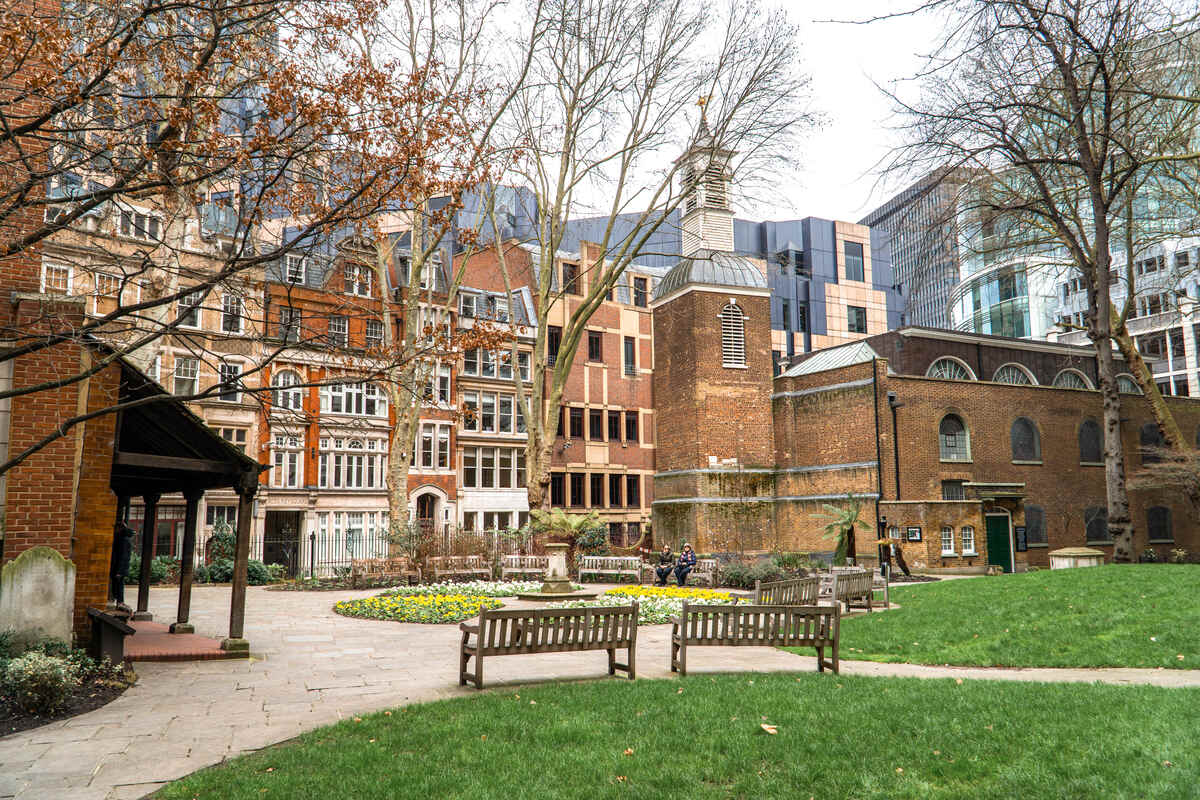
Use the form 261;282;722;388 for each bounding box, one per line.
208;558;235;583
124;554;179;584
718;560;786;589
192;563;211;584
773;551;818;573
1;651;80;715
247;560;272;585
1141;548;1159;563
208;531;236;561
266;563;287;582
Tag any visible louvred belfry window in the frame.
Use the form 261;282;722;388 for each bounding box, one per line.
720;303;746;368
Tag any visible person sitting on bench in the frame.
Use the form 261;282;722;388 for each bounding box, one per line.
675;543;697;586
654;545;676;586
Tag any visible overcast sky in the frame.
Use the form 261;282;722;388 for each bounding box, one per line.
772;2;941;224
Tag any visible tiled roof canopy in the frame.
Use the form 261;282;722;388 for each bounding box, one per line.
653;249;767;301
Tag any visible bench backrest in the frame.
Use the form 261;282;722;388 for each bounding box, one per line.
677;603;837;645
503;554;548;568
832;570;872;598
476;604;639;654
694;558;717;574
580;556;641;570
753;576;818;605
430;555;488;570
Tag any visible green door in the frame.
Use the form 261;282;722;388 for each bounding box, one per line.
985;515;1012;573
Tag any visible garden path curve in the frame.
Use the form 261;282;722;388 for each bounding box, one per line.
1;584;1198;800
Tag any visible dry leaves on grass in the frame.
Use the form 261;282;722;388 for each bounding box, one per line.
760;723;778;735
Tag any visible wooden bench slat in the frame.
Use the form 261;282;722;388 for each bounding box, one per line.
670;603;840;676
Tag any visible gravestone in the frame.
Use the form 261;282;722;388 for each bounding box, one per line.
0;546;76;643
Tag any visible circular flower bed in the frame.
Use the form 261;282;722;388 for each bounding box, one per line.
546;584;737;625
383;581;579;598
334;593;502;624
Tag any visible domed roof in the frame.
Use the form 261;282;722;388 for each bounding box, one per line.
653;249;767;301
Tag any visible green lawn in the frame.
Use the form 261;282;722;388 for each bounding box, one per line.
824;564;1200;669
156;673;1198;800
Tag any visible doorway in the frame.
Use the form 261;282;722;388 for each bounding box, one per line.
985;513;1013;573
416;493;437;534
263;510;302;577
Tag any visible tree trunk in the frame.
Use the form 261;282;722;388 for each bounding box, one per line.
1111;317;1187;448
893;544;911;577
846;524;856;566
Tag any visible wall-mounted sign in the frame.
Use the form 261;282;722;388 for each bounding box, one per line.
1014;526;1027;552
906;526;922;542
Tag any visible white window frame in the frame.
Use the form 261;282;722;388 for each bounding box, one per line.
271;433;303;488
178;290;203;329
926;356;976;381
940;526;956;556
992;363;1036;385
1052;368;1093;390
272;369;303;411
328;315;349;347
285;254;306;284
365;319;384;348
173;356;199;396
960;526;977;556
221;294;244;334
42;263;72;295
217;361;242;402
719;303;747;368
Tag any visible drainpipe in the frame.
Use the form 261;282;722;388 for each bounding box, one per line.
888;391;905;501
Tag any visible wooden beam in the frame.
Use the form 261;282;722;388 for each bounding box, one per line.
114;451;237;474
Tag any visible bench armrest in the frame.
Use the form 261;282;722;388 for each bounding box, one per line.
668;615;682;625
459;623;479;634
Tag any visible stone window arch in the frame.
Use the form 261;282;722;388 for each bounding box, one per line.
927;356;976;381
272;369;303;410
993;363;1036;385
1053;368;1093;390
1116;374;1142;394
939;414;971;461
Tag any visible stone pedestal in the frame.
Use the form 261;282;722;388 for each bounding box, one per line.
1049;546;1105;570
541;543;573;594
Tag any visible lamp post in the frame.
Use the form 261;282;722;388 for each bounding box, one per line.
877;515;889;581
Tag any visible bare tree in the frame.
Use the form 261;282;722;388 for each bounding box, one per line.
881;0;1200;561
485;0;814;509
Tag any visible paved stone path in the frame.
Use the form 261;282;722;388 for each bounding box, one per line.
2;584;1198;800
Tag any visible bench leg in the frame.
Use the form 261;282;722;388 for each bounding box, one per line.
474;653;484;690
832;638;840;674
459;630;471;687
607;648;616;676
627;642;636;680
816;646;825;673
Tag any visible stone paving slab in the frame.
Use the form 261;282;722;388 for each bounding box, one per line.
0;583;1197;800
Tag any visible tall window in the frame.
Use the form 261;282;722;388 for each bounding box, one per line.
221;294;243;334
720;303;746;367
1010;417;1041;462
1085;506;1108;542
569;473;585;507
940;526;955;555
624;336;637;375
633;277;648;307
587;330;603;361
279;306;301;342
562;263;580;295
173;356;199;396
365;320;383;348
42;263;71;295
548;326;562;366
847;305;867;334
1025;505;1047;546
1078;419;1102;464
327;315;348;347
590;473;605;507
589;409;604;440
217;362;242;402
843;241;865;281
938;414;970;461
1147;506;1172;541
344;264;371;296
1140;422;1165;464
271;434;302;488
608;474;623;507
550;473;565;506
624;411;639;443
608;410;622;440
569;407;584;439
179;290;203;328
625;475;640;507
960;526;976;554
284;254;306;284
272;370;303;410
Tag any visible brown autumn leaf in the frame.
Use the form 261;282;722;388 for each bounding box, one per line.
623;748;634;756
761;724;778;735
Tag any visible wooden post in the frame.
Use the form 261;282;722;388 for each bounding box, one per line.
133;493;160;620
222;473;256;652
171;488;203;634
109;496;131;604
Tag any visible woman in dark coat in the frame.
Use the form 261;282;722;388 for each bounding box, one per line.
674;543;697;586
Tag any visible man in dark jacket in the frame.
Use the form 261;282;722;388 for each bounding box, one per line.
110;522;136;611
654;545;676;586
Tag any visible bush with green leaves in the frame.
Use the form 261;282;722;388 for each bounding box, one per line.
192;563;211;584
124;554;179;584
1141;548;1159;563
717;559;786;589
247;560;272;585
207;530;236;561
208;559;234;583
1;651;80;715
772;551;818;573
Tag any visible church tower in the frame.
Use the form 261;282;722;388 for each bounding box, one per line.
651;115;776;553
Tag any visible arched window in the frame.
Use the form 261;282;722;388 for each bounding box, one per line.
1010;417;1041;462
272;370;303;410
927;357;976;381
939;414;971;461
1025;504;1047;545
1085;506;1108;542
1078;418;1102;464
993;363;1035;385
1140;422;1164;464
1147;506;1172;541
720;303;746;368
1053;369;1093;390
1116;374;1142;394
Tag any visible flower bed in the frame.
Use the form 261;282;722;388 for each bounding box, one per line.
546;585;737;625
382;581;579;598
334;593;503;624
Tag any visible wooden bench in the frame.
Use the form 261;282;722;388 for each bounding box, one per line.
500;554;548;581
641;557;719;586
670;603;839;676
87;607;135;665
350;557;419;588
459;604;639;689
831;569;875;612
751;575;819;605
579;555;642;583
428;555;491;582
